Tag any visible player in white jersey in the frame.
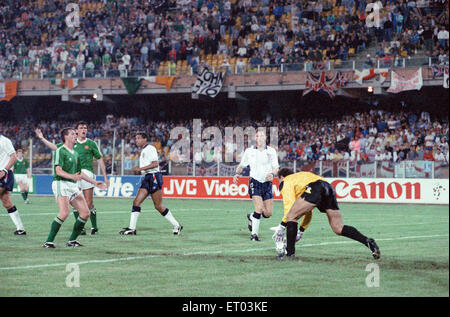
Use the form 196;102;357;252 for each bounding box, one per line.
0;133;26;235
233;130;279;241
119;131;183;235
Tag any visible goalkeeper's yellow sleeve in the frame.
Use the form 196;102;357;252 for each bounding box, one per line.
280;182;296;223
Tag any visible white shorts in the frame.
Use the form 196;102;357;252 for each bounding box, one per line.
15;174;29;185
52;180;82;202
78;169;95;190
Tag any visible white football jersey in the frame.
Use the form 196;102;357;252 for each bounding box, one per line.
239;146;279;183
139;144;159;174
0;135;16;170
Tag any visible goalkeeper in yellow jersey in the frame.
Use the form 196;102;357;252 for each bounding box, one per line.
275;168;380;259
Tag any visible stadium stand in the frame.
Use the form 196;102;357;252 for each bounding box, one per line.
1;108;448;168
0;0;448;80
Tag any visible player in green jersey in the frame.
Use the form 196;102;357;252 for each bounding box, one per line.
12;148;31;204
42;127;106;248
35;122;109;234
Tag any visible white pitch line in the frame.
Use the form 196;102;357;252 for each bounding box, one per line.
0;208;224;217
0;234;447;271
298;234;449;248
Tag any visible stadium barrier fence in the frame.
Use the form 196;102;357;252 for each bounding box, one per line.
25;137;449;179
3;57;447;81
14;175;449;205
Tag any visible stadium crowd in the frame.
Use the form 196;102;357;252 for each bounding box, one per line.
0;0;448;79
1;108;448;167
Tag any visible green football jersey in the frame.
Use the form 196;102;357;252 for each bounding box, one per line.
14;158;29;174
74;139;102;173
53;146;81;183
57;138;102;173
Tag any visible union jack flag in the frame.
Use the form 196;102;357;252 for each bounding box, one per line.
431;65;448;78
303;71;349;98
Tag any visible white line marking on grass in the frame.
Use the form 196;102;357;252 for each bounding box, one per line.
298;234;449;248
0;256;164;271
0;208;224;217
0;234;447;271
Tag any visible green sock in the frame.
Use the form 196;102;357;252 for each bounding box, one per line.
21;192;26;201
69;216;88;241
24;192;28;200
73;209;79;221
46;217;64;243
90;206;97;230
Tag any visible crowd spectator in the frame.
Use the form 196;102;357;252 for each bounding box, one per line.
1;107;448;170
2;0;447;80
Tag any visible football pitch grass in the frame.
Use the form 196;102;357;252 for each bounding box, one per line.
0;196;448;297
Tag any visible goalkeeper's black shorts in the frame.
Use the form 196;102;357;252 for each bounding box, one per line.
301;180;339;213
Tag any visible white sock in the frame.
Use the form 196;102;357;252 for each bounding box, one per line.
9;211;24;231
129;212;140;230
163;210;179;227
251;214;261;236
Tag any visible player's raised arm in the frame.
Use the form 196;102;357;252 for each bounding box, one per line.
35;128;58;151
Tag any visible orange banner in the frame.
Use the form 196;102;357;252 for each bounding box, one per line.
0;81;18;102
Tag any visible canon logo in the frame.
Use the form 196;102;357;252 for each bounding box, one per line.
331;180;421;200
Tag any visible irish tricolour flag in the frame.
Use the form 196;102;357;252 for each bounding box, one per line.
50;78;79;89
0;81;18;102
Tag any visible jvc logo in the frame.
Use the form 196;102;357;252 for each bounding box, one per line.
65;3;80;28
365;1;383;28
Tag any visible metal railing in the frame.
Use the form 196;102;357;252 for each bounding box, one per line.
166;160;448;179
25;137;449;179
2;57;448;81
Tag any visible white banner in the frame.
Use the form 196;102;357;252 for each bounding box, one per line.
354;68;389;85
192;68;225;97
0;83;5;98
329;178;448;205
387;67;423;93
444;67;449;88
